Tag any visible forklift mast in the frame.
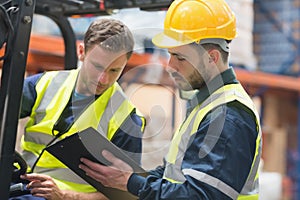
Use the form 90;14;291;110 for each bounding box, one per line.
0;0;35;198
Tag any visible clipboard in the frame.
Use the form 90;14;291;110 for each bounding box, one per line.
45;127;147;200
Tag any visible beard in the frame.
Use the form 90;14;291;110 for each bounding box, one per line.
170;69;205;91
171;72;205;91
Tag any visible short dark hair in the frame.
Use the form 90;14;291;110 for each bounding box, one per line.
200;43;229;64
84;18;134;59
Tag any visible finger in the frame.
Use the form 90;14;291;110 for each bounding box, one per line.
27;180;42;189
102;150;123;168
80;157;96;166
79;160;105;175
102;150;132;172
80;158;107;171
102;150;115;161
30;187;49;199
79;163;106;183
21;173;49;181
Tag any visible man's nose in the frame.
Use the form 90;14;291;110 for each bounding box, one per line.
98;71;109;84
167;56;178;72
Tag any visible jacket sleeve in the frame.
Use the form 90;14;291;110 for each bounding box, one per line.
127;103;258;200
20;73;43;118
111;112;144;164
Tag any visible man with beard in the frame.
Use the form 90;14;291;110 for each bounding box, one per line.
79;0;262;199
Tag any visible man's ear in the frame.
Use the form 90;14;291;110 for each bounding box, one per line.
208;49;220;64
77;43;85;61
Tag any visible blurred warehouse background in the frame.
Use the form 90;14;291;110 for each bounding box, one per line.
1;0;300;199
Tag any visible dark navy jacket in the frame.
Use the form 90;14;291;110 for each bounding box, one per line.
127;68;258;199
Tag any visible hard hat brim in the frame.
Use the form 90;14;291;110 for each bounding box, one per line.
152;32;230;53
152;32;194;48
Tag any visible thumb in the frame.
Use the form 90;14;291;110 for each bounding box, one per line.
102;150;133;172
102;150;116;163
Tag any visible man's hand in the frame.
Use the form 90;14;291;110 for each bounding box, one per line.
79;150;133;191
21;173;109;200
21;173;64;200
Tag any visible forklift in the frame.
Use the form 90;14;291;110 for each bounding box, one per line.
0;0;171;199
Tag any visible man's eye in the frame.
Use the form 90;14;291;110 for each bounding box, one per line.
177;57;185;61
110;69;120;73
95;65;104;71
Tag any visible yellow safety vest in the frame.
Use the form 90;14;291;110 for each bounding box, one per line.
163;83;262;200
21;69;144;192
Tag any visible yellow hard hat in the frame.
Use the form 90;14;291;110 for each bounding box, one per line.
152;0;237;49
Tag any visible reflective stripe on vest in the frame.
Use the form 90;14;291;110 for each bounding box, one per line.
34;166;89;185
21;69;138;192
97;88;133;139
163;84;262;200
35;71;71;123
